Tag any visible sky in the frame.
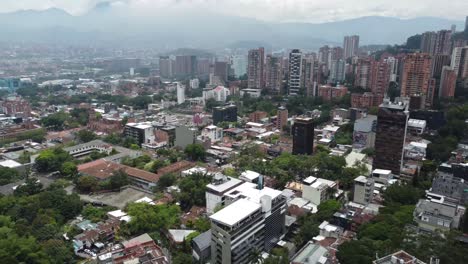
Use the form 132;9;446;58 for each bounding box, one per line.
0;0;466;23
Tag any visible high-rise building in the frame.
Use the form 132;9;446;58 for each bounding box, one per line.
265;55;283;92
431;54;451;79
177;83;185;105
343;35;360;59
420;31;437;55
451;46;468;79
276;106;288;131
353;176;375;205
329;59;345;83
318;45;331;69
209;181;286;264
434;30;452;55
400;53;432;106
288;49;303;95
231;55;247;77
175;55;197;77
247;47;265;89
197;58;212;77
369;59;392;95
301;54;316;97
355;58;372;89
214;61;229;83
439;66;457;98
373;99;409;174
212;105;237;125
159;56;173;78
292;117;314;155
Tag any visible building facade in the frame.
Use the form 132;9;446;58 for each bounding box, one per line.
247;47;265;89
292;117;314;155
288;49;303;95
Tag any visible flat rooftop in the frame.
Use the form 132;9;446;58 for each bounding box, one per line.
209;198;261;227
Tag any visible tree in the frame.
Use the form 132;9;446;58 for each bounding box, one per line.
185;144;206;161
109;170;129;189
76;175;98;193
125;203;180;235
172;253;193;264
157;173;177;190
41;239;74;264
76;130;97;143
14;178;43;196
383;184;423;206
177;173;212;210
40;112;70;131
82;205;113;222
35;148;73;173
0;167;19;185
60;162;77;179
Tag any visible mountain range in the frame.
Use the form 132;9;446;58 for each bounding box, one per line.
0;4;464;50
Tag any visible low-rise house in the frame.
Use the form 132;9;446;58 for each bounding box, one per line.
192;230;211;263
302;176;340;206
291;241;330;264
73;218;121;253
97;233;169;264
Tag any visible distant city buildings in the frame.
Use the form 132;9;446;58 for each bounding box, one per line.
400;53;433;107
265;55;283;92
343;35;360;59
230;55;247;78
247;47;265;89
288;49;303;95
318;85;348;102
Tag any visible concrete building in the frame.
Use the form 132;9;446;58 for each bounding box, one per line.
231;55;247;78
201;125;223;143
351;92;384;109
214;61;229;83
247;47;265;89
413;194;466;232
434;30;452;55
203;86;230;102
373;99;409;174
353;176;375;205
355;58;372;89
124;122;155;146
288;49;303;95
420;31;437;55
373;250;425;264
189;78;200;89
177;82;185;105
431;172;468;204
401;53;433;107
291;242;330;264
302;176;338;206
174;55;197;77
276;106;288;131
212;105;237;125
0;96;31;118
329;59;345;83
439;66;457;98
174;126;197;149
292;117;314;155
265;55;283;92
343;35;360;59
353;115;377;149
206;174;243;214
370;59;392;95
240;88;262;98
192;230;212;263
209;181;286;264
301;54;316;97
318;85;348;102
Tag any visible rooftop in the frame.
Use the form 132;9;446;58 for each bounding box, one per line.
209;198;261;227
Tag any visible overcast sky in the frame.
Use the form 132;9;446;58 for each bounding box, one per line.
0;0;466;23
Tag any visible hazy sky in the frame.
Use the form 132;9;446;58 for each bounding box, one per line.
1;0;467;22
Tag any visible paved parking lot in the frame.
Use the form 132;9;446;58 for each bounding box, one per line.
78;187;153;209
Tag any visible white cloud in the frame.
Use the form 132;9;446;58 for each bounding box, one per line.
0;0;466;22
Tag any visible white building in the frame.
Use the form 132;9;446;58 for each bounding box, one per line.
190;78;200;89
205;174;243;214
240;88;262;98
203;86;230;102
124;122;155;145
288;49;303;95
302;176;339;206
201;125;223;143
177;82;185;105
353;176;375;205
209;181;286;264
